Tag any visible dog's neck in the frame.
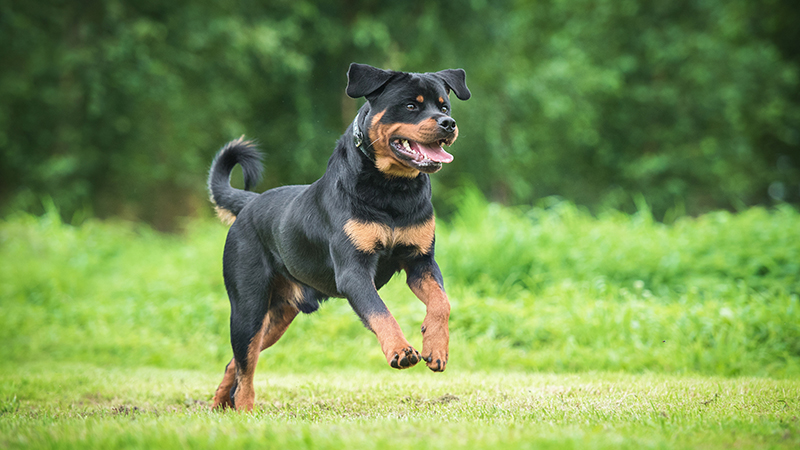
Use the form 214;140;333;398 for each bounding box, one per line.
352;110;375;162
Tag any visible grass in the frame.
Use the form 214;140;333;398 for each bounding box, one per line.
1;192;797;376
1;192;799;448
1;364;798;449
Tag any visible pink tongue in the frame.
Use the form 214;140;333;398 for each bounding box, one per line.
412;142;454;163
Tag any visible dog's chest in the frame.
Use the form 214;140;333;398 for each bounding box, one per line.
343;217;435;256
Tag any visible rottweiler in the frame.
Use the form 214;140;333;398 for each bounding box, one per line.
207;63;470;411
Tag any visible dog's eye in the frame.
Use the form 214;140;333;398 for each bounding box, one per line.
441;105;449;113
406;103;418;111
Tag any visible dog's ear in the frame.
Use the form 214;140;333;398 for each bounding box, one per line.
434;69;471;101
346;63;394;99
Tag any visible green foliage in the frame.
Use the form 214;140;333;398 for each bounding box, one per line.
0;0;327;227
439;191;800;376
1;198;798;377
441;189;800;295
1;0;799;227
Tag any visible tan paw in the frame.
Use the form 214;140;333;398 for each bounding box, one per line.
388;346;421;369
422;349;448;372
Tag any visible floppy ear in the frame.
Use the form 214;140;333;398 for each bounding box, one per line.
346;63;395;99
435;69;471;101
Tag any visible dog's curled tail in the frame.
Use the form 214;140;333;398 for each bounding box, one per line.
208;137;264;225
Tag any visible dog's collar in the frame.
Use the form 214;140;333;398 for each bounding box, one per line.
352;113;375;162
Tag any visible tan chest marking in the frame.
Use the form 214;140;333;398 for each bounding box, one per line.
343;217;435;255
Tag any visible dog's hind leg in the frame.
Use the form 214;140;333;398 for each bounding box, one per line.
212;267;302;411
212;302;299;412
257;300;300;354
259;277;302;351
211;358;237;409
211;299;298;411
209;226;277;412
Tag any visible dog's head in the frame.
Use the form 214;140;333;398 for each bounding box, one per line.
346;63;471;178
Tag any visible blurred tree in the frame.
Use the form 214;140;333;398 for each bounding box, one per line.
0;0;329;228
439;0;800;216
0;0;798;228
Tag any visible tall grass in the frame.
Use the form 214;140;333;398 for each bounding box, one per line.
1;193;798;377
438;190;800;376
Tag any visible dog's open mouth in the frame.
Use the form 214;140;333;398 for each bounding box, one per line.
389;138;454;173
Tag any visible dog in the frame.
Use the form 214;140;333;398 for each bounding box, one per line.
207;63;470;411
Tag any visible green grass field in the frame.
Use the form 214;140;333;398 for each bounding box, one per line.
1;194;799;448
2;366;797;449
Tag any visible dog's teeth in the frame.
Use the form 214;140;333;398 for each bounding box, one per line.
402;140;412;151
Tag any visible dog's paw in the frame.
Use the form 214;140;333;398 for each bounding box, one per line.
421;324;449;372
422;349;448;372
388;346;421;369
211;394;233;410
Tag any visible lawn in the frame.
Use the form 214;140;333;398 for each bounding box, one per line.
2;365;798;449
1;194;798;448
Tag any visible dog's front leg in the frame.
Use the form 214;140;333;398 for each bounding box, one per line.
332;248;421;369
406;259;450;372
344;278;422;369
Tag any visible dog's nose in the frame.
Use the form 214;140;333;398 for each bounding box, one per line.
437;116;456;133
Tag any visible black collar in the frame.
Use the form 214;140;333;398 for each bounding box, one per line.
352;113;375;162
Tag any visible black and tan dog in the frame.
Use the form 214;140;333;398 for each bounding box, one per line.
207;63;470;411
